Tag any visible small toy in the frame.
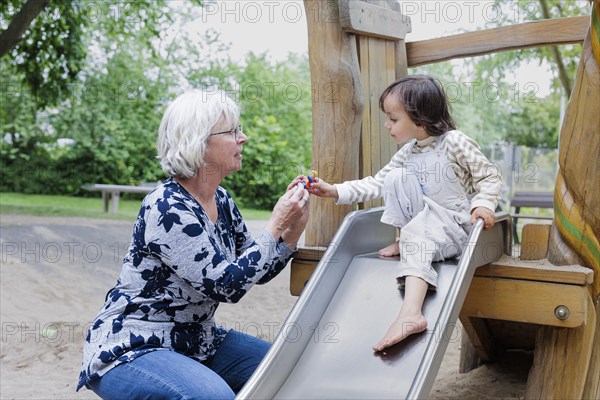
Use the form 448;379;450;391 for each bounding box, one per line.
301;169;318;188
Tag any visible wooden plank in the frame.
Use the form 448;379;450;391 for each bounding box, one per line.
459;316;496;367
358;35;372;211
406;16;589;67
458;331;480;373
383;40;398;167
81;184;157;193
293;246;327;262
338;0;411;40
395;40;408;79
462;277;589;328
583;302;600;399
358;34;397;209
474;255;594;285
290;259;318;296
520;224;551;260
367;36;384;209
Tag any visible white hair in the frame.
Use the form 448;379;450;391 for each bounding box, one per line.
157;89;240;179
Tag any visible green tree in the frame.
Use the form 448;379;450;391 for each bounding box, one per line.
415;1;590;148
49;36;175;192
479;0;590;97
2;1;313;208
1;0;202;109
187;52;313;209
1;2;203;193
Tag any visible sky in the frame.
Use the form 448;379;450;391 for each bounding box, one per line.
190;0;555;97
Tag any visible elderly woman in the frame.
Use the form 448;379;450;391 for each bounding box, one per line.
77;89;309;399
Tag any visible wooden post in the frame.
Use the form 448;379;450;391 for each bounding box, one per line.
291;0;411;294
303;0;364;247
525;294;597;399
536;1;600;397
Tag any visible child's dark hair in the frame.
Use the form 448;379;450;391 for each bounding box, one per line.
379;75;455;136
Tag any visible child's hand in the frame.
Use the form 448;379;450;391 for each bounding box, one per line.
471;207;495;230
306;175;338;199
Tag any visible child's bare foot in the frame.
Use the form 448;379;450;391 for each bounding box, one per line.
372;313;427;352
378;241;400;257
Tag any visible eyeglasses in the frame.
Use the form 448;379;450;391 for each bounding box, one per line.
210;125;243;141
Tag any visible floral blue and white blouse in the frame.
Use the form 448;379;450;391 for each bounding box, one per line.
78;178;295;390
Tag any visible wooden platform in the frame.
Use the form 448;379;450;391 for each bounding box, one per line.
460;224;596;399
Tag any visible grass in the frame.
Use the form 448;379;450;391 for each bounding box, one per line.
0;192;272;222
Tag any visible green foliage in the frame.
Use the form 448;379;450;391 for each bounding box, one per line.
1;0;86;109
483;0;589;95
1;33;170;194
454;0;589;148
489;91;561;148
188;53;313;209
1;0;201;109
414;58;562;148
413;0;590;149
49;37;170;191
1;2;312;210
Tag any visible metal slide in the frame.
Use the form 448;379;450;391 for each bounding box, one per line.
237;208;509;400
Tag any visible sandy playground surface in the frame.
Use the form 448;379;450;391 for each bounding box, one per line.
0;214;529;399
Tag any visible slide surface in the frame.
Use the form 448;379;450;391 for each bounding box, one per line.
237;208;509;399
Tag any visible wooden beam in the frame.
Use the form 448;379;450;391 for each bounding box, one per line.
339;0;411;40
474;257;594;286
406;16;589;67
459;316;496;369
290;259;318;296
462;277;589;328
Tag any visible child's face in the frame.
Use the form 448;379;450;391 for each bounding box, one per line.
382;96;429;144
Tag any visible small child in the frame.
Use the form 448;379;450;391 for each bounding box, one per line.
307;75;501;352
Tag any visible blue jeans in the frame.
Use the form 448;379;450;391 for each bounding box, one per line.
89;330;270;399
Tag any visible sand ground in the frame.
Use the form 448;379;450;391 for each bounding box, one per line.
0;214;528;399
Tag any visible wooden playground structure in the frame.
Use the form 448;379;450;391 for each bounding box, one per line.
290;0;600;398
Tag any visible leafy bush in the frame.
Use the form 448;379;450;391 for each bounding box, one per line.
190;53;313;209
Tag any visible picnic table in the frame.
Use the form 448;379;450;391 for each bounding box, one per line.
510;191;554;243
81;183;159;213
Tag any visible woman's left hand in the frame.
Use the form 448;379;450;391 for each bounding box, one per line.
471;207;495;230
287;175;306;191
281;176;310;248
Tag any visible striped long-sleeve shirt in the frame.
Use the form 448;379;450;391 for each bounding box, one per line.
335;130;502;212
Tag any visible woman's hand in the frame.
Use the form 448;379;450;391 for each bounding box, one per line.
305;174;338;200
471;207;495;230
265;182;309;241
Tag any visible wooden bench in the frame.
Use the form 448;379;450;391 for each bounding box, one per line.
510;191;554;243
81;183;159;213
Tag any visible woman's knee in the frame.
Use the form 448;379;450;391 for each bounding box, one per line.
205;330;270;391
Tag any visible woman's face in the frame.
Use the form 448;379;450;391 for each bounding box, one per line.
204;121;248;178
382;95;429;144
